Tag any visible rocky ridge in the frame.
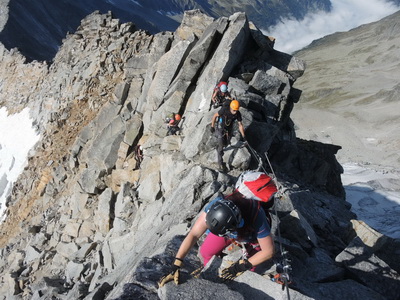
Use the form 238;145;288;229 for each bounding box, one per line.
0;9;399;300
0;0;332;62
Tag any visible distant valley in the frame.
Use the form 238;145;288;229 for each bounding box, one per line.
292;10;400;170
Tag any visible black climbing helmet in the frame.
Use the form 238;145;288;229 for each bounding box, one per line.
206;198;242;236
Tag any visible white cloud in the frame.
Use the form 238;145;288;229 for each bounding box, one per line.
264;0;400;53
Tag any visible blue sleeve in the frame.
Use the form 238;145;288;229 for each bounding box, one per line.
254;208;271;239
204;197;220;213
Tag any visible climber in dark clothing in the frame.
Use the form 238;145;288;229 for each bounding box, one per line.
210;100;246;172
134;145;144;169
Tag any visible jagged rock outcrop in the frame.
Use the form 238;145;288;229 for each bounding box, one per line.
0;0;333;62
0;0;9;32
0;9;399;300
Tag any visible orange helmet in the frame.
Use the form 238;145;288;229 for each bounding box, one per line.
230;100;240;111
175;114;181;121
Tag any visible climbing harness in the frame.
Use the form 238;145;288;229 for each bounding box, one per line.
246;143;292;300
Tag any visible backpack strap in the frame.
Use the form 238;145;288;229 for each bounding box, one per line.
229;190;261;226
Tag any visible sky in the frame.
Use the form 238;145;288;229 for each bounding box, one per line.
0;107;40;220
266;0;400;53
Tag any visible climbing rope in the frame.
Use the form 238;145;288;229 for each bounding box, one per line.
246;143;292;300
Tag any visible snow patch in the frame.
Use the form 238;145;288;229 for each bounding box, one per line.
342;163;400;239
365;137;378;144
0;107;40;220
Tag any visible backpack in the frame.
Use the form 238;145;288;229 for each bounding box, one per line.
235;171;278;210
214;81;229;95
215;81;228;90
165;113;175;124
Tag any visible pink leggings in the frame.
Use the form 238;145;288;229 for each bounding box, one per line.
200;233;232;266
199;233;260;267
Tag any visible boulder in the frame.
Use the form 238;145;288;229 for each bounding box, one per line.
63;219;81;238
175;10;214;41
298;279;387;300
280;209;318;250
55;242;79;260
94;188;115;234
266;50;306;80
124;114;143;146
188;12;250;112
336;237;400;300
249;70;286;96
66;260;85;283
112;81;130;105
136;32;174;114
86;115;125;170
159;278;244;300
24;246;42;265
200;256;314;300
164;16;229;106
146;38;195;111
349;219;388;250
137;156;161;202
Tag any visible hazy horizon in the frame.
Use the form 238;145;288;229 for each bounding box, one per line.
265;0;400;53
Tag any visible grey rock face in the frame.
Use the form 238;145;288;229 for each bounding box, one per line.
0;0;9;32
336;237;400;300
0;9;397;300
159;278;245;300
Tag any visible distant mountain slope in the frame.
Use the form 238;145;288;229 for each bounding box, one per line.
292;10;400;169
0;0;331;61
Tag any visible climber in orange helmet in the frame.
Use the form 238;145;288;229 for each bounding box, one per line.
167;113;182;136
210;99;246;172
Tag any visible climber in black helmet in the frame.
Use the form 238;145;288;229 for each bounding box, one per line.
210;99;246;172
158;192;274;287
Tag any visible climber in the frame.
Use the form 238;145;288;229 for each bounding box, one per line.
210;99;246;172
166;113;182;136
211;81;231;109
134;145;143;169
165;112;175;124
158;192;274;287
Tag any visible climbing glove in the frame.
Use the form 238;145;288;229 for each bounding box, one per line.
158;258;183;287
190;266;204;279
219;259;253;281
210;126;215;133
